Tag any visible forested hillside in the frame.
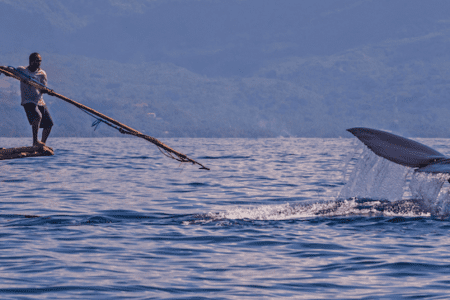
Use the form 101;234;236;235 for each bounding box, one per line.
2;0;450;137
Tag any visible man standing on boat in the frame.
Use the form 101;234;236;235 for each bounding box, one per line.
17;53;54;147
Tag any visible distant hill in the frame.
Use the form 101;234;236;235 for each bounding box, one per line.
2;0;450;137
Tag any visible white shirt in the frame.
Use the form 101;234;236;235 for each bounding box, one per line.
18;66;47;106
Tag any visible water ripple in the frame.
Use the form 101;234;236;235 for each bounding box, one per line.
1;137;450;299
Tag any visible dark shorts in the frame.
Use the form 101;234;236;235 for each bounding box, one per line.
23;103;54;128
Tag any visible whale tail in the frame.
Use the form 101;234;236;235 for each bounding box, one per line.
347;127;450;174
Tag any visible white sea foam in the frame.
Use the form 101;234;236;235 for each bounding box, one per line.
193;198;430;224
214;200;364;220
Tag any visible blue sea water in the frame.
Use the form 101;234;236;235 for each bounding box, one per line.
1;137;450;299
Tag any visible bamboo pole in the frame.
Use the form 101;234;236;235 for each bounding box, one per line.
0;66;209;170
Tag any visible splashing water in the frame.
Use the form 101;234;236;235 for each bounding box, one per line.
339;141;450;217
338;145;411;201
410;172;450;216
184;140;450;224
203;141;450;223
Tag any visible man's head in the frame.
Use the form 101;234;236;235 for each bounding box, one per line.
28;53;42;71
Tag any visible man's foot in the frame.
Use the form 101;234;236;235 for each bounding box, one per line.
33;141;45;148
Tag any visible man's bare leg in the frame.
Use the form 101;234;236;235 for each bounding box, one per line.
41;127;52;144
31;118;44;147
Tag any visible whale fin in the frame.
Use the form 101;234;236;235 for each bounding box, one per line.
415;159;450;174
347;127;446;169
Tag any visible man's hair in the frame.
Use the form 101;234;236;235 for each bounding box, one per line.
29;52;41;63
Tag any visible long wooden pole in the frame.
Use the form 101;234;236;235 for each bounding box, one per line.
0;66;209;170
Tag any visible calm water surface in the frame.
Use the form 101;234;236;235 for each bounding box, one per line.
1;137;450;299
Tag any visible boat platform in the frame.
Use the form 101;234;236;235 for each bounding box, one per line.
0;146;54;161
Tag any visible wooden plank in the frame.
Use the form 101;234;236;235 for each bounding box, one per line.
0;145;54;161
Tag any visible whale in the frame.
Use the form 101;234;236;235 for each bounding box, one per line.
347;127;450;174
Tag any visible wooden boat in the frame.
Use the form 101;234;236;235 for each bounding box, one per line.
0;145;54;161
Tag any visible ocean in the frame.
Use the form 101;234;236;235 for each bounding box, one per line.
1;137;450;299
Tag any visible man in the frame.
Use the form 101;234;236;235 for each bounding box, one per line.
18;53;53;147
